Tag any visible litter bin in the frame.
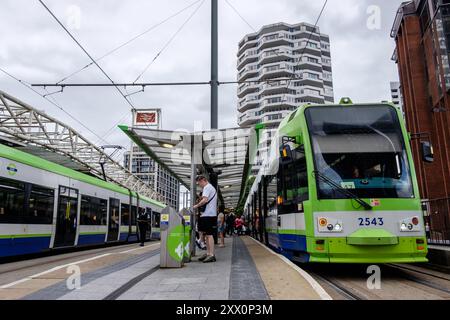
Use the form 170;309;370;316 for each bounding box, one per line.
160;206;185;268
179;208;193;262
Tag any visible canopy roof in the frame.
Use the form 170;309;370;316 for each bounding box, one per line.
119;125;256;209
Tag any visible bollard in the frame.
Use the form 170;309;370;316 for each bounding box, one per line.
160;206;185;268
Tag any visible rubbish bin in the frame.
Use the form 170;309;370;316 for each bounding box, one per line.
160;206;185;268
179;208;193;262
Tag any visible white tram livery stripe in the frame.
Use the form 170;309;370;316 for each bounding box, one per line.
313;211;424;237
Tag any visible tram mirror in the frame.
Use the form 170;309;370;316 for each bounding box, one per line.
421;141;434;163
279;144;293;164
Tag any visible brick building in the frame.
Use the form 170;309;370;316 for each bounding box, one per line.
391;0;450;244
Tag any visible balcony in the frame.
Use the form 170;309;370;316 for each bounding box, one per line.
237;49;259;69
238;64;259;81
259;32;292;50
238;38;258;57
295;42;322;56
260;80;293;95
294;59;323;73
237;81;259;97
238;95;260;112
259;47;293;65
260;95;297;111
260;62;294;80
238;110;260;127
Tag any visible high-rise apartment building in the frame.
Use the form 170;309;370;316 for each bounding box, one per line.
236;22;334;169
390;81;403;112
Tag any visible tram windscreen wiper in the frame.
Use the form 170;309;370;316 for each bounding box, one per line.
313;170;372;210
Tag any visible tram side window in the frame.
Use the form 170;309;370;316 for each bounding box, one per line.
0;177;54;224
0;177;26;223
278;146;309;214
131;205;137;225
153;211;160;228
121;203;130;226
80;195;107;225
28;185;54;224
266;175;277;213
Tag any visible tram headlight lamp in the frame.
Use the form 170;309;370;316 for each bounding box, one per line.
327;224;334;231
334;224;342;231
400;223;408;231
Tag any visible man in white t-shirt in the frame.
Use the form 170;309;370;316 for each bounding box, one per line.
193;175;217;263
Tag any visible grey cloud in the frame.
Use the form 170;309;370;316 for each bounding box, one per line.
1;0;405;151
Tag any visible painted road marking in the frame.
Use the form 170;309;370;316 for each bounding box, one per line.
1;243;160;289
0;253;112;289
119;243;160;254
248;237;333;300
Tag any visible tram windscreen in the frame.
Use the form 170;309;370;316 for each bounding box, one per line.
305;105;414;199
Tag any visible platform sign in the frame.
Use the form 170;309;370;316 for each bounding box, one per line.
161;214;169;226
134;110;159;127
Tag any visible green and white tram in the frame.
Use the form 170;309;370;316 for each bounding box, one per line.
244;99;429;263
0;143;165;258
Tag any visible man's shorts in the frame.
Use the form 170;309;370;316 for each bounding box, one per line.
198;216;217;235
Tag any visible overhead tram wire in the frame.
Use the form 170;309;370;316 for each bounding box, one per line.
133;0;206;84
38;0;138;113
32;0;328;90
0;67;113;146
56;0;203;84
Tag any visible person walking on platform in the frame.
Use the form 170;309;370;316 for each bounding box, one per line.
217;210;225;247
137;208;151;247
235;216;243;235
193;175;218;263
226;212;235;236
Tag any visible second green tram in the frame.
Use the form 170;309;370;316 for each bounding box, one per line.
244;100;428;263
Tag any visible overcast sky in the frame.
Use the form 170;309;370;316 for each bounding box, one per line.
0;0;404;156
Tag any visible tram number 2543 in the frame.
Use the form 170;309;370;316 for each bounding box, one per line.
358;217;384;226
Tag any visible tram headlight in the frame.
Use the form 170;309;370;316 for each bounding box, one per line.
399;217;421;232
318;217;343;233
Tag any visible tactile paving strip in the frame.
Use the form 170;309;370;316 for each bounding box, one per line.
229;236;269;300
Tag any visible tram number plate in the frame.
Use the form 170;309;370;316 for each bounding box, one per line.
358;217;384;226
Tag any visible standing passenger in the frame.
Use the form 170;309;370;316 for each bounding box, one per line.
217;210;225;247
193;175;218;263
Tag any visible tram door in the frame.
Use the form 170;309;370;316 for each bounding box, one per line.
107;198;120;242
54;186;79;248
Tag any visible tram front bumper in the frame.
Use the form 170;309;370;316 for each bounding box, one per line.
307;236;428;263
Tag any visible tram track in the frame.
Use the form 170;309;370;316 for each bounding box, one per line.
383;264;450;295
301;266;366;300
303;262;450;300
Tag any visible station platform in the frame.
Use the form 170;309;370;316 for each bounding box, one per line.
0;236;331;300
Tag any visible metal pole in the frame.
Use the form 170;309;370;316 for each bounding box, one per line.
210;0;218;129
190;136;197;257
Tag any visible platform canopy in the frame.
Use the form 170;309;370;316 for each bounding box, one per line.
119;125;256;209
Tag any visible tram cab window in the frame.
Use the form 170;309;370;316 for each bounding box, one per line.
121;203;130;226
0;177;54;224
80;195;107;225
277;146;309;214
